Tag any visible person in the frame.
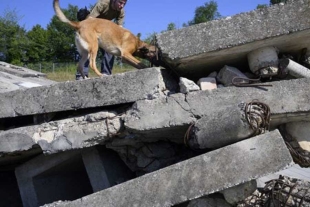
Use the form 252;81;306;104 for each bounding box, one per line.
76;0;127;80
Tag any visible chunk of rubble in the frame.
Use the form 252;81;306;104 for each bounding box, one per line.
179;77;200;93
217;65;248;86
197;77;217;91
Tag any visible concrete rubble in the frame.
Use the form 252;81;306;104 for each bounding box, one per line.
44;130;293;207
1;0;310;206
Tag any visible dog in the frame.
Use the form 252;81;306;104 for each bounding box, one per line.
53;0;160;79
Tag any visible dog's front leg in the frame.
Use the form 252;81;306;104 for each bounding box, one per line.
122;53;148;69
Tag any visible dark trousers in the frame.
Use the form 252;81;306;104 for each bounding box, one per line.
76;49;114;79
99;49;114;75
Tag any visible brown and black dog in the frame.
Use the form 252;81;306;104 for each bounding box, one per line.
53;0;160;79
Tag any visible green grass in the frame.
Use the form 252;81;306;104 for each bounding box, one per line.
45;64;136;82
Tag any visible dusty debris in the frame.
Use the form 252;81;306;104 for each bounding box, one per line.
238;176;310;207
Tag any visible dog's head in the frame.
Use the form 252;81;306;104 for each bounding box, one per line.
134;44;167;67
77;7;90;21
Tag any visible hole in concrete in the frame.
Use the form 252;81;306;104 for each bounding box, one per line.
96;145;135;186
33;154;93;206
0;170;23;207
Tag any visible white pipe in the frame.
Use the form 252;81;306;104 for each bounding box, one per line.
279;58;310;78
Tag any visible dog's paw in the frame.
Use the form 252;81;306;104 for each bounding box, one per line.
100;74;109;78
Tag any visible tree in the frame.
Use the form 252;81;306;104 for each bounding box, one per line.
46;4;79;62
143;32;157;44
186;0;221;26
167;22;177;31
0;8;28;65
256;4;268;9
270;0;287;4
26;25;49;63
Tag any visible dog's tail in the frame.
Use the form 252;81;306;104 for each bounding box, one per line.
53;0;79;29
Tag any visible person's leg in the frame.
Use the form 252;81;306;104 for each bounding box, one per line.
100;49;114;75
76;59;89;80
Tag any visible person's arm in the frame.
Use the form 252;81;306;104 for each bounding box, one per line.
115;9;125;26
89;1;109;18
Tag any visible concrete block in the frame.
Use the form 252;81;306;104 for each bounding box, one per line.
0;111;123;155
0;68;176;118
124;92;196;143
43;130;293;207
188;104;255;149
197;77;217;91
124;78;310;143
156;0;310;80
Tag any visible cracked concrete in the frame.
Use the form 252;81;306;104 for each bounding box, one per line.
43;130;293;207
0;111;124;155
0;68;177;118
124;78;310;145
156;0;310;80
1;1;309;206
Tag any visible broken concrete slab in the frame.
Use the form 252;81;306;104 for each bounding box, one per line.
125;92;196;143
0;68;177;119
0;61;47;78
43;130;293;207
0;68;55;93
0;111;123;155
125;77;310;143
156;0;310;79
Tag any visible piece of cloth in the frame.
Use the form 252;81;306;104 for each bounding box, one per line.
88;0;125;26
